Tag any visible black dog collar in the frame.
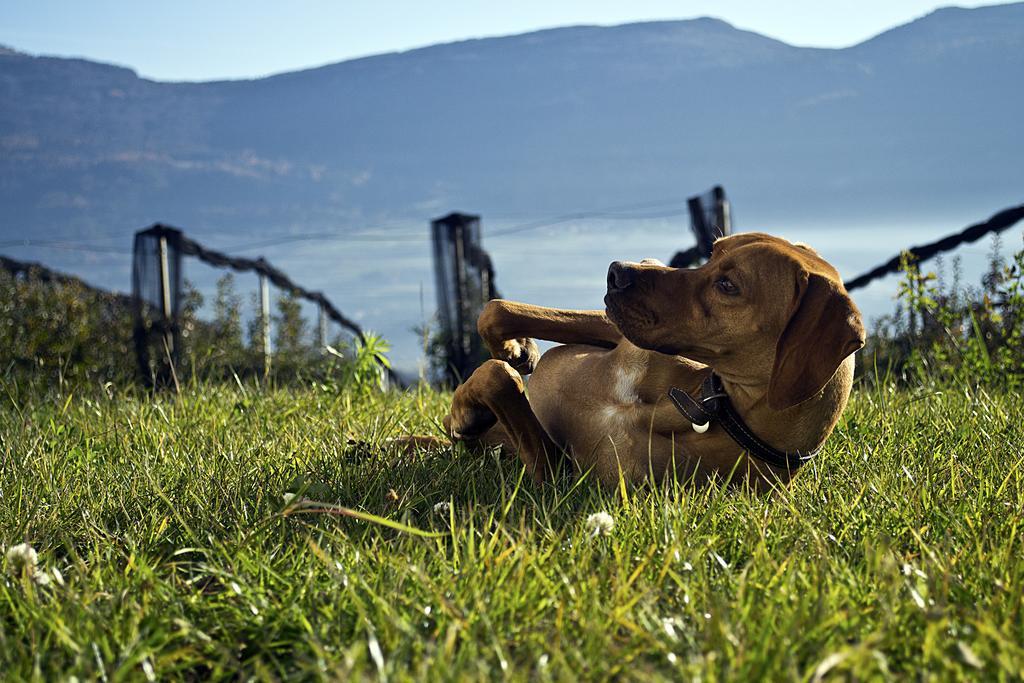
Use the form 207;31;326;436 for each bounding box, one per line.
668;373;818;470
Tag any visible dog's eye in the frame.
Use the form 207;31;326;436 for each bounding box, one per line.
715;277;740;296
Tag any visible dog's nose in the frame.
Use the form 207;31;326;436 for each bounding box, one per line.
607;261;635;293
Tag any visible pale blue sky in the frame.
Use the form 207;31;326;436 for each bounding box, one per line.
0;1;993;81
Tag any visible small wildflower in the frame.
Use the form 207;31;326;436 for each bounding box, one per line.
433;502;451;516
585;512;615;537
957;641;983;669
5;542;50;585
6;543;38;576
141;658;156;682
367;631;385;673
662;617;678;639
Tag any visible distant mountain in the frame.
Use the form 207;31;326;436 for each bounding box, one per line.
1;3;1022;241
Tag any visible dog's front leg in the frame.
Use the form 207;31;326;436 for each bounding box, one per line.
477;300;623;374
445;359;559;483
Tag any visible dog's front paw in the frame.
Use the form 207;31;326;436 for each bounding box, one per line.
499;337;540;375
444;407;496;442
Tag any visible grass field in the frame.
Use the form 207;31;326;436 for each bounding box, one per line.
2;375;1023;681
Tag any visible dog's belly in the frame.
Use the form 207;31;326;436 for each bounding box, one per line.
527;343;681;482
527;343;612;446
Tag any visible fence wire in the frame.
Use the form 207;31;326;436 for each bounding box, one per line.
1;254;131;303
844;204;1024;291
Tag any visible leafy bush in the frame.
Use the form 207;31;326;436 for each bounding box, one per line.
0;267;392;391
181;274;249;374
865;235;1024;388
0;267;134;385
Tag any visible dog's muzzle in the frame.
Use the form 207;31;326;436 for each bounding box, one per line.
606;261;635;294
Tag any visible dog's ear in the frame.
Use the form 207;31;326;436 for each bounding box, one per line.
767;272;865;411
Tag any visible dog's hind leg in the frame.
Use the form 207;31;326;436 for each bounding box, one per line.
445;359;560;483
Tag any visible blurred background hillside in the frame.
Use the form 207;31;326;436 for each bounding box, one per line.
1;2;1022;373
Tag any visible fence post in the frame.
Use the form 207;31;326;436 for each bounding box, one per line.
260;273;271;375
318;303;328;352
713;185;731;238
669;186;732;268
430;212;498;385
687;196;712;259
133;224;183;387
158;234;174;357
452;221;469;361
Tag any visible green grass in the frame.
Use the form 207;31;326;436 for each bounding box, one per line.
2;376;1023;681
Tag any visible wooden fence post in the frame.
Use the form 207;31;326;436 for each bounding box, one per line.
260;273;271;375
318;303;328;352
158;234;174;357
714;186;731;238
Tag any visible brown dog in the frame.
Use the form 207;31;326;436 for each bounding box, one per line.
441;232;865;489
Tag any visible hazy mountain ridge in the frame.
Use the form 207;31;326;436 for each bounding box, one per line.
1;3;1022;241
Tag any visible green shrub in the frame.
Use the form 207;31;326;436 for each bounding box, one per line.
0;267;391;391
0;268;134;385
865;235;1024;388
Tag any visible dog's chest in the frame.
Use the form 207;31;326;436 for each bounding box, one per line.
598;358;649;439
610;360;645;405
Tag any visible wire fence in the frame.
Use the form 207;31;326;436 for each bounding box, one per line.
131;223;397;387
4;199;1023;387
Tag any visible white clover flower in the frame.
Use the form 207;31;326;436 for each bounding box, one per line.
662;617;678;639
5;542;50;585
585;512;615;537
141;658;156;682
6;543;39;576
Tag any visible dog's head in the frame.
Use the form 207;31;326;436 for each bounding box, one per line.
604;233;865;410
